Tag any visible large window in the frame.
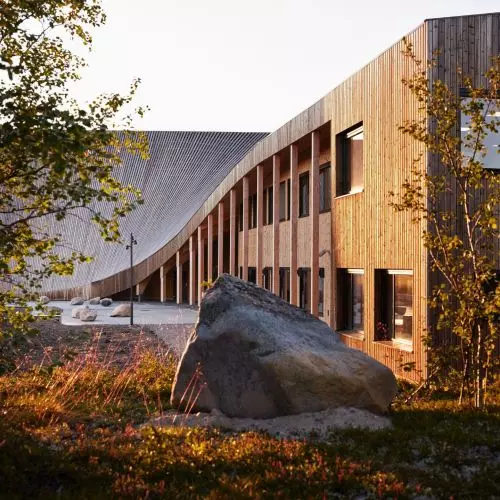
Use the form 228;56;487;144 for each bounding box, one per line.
461;97;500;170
319;163;331;212
337;124;363;196
337;269;364;332
376;270;413;344
299;173;309;217
279;268;290;302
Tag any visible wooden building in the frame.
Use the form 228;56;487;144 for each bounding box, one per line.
46;13;500;382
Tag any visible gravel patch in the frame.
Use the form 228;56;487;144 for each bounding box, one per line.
148;406;392;439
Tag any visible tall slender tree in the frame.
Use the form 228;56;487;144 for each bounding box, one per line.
0;1;148;345
391;41;500;407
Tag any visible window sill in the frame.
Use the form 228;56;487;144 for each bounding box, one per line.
298;214;310;219
319;208;331;214
338;330;365;340
375;339;413;353
335;189;364;200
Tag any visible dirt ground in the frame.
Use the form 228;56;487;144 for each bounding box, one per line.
8;319;191;370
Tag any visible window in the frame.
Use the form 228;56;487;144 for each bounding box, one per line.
318;268;325;317
248;267;257;284
337;269;364;332
319;163;331;212
279;181;287;221
264;186;273;225
376;270;413;344
299;173;309;217
279;268;290;302
249;194;257;229
298;268;324;314
298;268;311;312
287;179;291;220
263;268;273;291
337;124;363;196
461;97;500;170
238;203;243;231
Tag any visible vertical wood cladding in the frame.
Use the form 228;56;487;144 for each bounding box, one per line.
329;24;428;381
427;14;500;350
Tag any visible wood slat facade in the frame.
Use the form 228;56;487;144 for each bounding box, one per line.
46;13;500;382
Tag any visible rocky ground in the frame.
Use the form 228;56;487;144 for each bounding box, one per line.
149;406;392;438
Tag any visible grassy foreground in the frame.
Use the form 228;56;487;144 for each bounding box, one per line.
0;328;499;499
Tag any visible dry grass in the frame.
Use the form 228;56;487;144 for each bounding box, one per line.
0;329;499;499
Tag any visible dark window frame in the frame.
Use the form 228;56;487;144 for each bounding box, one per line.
279;267;290;302
375;270;413;345
337;269;364;332
299;172;310;218
336;123;363;197
319;162;332;213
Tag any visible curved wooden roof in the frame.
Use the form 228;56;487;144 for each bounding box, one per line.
43;131;268;293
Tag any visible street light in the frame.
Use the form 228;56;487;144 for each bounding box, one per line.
126;233;137;326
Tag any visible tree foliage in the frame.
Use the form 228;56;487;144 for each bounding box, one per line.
391;40;500;407
0;0;148;343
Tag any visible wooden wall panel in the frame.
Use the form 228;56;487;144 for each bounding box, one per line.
328;23;429;381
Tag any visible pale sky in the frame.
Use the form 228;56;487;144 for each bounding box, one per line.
71;0;500;132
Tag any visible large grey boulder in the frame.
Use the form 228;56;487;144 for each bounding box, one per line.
88;297;101;305
171;274;397;418
70;297;84;306
100;298;113;307
80;308;97;322
110;303;131;317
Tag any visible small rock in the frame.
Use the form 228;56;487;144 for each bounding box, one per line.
72;306;87;319
70;297;84;306
100;298;113;307
38;296;50;305
88;297;101;305
80;309;97;322
110;303;131;317
46;306;63;315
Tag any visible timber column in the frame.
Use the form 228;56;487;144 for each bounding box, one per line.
289;143;299;306
272;154;280;294
229;188;236;275
310;130;320;316
207;213;213;282
242;176;249;281
218;201;224;276
198;226;205;304
189;235;195;306
176;251;182;305
160;265;166;303
256;164;264;287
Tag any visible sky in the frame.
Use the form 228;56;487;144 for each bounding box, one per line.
71;0;500;132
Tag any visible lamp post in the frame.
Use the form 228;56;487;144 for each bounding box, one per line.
126;233;137;326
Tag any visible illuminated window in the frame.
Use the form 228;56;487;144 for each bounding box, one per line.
337;124;363;195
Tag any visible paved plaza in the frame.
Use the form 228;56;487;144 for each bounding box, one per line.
43;300;199;326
